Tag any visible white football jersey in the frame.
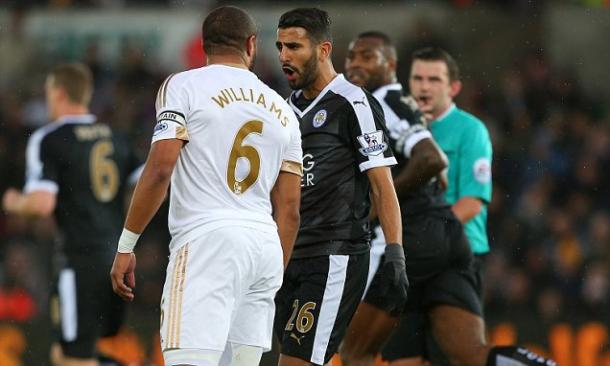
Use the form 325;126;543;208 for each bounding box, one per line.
152;65;302;252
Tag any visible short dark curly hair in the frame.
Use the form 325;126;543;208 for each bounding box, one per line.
202;6;257;55
412;47;461;82
278;8;332;44
356;30;397;60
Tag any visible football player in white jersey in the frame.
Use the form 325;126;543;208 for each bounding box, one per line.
109;6;303;366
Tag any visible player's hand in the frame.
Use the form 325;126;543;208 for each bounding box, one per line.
2;188;21;213
110;252;137;302
379;243;409;314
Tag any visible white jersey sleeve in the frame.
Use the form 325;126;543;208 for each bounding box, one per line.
152;74;190;144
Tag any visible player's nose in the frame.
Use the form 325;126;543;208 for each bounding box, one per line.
279;48;291;63
420;79;431;89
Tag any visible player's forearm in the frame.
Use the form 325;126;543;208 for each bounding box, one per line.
3;190;55;218
368;193;378;221
393;157;441;198
394;141;447;199
274;208;300;268
374;183;402;245
367;167;402;244
123;164;172;234
8;194;39;217
271;172;302;268
451;197;482;224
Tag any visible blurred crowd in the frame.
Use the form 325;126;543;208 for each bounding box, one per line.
1;1;609;358
467;49;610;341
481;52;610;335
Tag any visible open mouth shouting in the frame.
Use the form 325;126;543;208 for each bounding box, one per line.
282;65;299;82
416;95;432;107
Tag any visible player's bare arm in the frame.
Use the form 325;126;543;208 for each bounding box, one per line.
368;192;378;221
367;166;401;245
271;167;302;269
2;189;56;218
367;166;408;302
110;138;183;301
393;138;447;199
452;196;483;224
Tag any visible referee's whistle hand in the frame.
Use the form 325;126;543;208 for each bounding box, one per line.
110;252;137;302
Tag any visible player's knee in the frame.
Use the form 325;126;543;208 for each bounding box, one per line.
224;343;262;366
56;358;98;366
163;348;223;366
487;346;556;366
339;345;375;366
442;343;488;366
340;331;380;361
49;344;98;366
97;353;122;366
341;354;376;366
389;357;431;366
447;355;472;366
50;343;63;366
338;346;353;366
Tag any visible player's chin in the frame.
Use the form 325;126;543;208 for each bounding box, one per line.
349;78;366;88
287;78;301;90
421;102;435;112
346;72;366;87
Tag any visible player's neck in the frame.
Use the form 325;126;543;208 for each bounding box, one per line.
55;105;89;121
430;102;454;123
302;63;338;100
374;76;398;93
207;55;249;70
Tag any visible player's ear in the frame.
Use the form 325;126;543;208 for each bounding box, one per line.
55;85;69;104
246;35;256;58
449;80;462;98
319;40;332;61
387;57;397;74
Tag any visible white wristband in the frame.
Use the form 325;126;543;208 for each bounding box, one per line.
117;228;140;253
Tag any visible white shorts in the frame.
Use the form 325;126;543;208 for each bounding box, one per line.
160;225;283;359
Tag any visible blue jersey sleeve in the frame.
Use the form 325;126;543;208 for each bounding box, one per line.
458;121;492;203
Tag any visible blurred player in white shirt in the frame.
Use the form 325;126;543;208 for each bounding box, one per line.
109;6;303;366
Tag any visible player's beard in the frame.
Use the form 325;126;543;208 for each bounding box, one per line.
289;50;319;91
347;67;385;92
364;70;385;93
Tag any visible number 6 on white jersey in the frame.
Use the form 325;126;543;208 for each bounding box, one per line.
227;120;263;195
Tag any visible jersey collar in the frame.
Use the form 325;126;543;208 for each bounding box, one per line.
372;83;402;100
289;74;346;118
431;103;456;124
55;114;97;125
